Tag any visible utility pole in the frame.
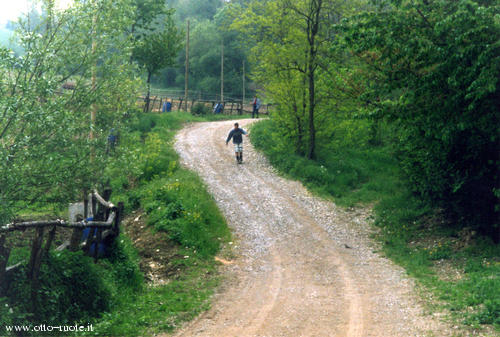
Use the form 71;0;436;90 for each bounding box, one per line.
220;39;224;104
242;60;246;107
184;20;190;111
90;3;97;147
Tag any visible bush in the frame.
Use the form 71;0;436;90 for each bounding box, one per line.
191;103;210;115
5;251;112;325
339;0;500;238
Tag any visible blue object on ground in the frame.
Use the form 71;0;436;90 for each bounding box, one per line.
81;217;107;257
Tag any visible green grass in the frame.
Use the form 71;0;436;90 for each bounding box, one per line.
1;111;233;336
250;119;500;333
85;111;232;336
250;118;402;207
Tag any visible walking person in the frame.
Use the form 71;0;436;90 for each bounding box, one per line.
252;95;261;118
226;122;248;164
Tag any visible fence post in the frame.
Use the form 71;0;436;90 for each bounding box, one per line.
28;226;44;309
91;194;97;219
42;226;57;260
0;235;11;296
114;202;124;236
27;227;44;280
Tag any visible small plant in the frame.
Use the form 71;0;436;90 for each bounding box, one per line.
191;103;210;115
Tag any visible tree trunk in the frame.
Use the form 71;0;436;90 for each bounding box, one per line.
144;71;152;112
307;64;316;159
305;0;322;159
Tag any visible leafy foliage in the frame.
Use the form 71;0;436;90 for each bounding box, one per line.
132;6;182;111
337;0;500;235
2;240;141;333
0;0;140;223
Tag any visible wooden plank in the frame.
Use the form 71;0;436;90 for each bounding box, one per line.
93;189;113;211
1;219;115;233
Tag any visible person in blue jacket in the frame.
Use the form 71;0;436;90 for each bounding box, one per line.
226;122;248;164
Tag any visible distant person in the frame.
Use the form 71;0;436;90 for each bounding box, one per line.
213;102;223;114
107;128;117;154
162;99;172;112
226;122;248;164
252;95;261;118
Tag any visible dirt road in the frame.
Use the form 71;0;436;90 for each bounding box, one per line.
172;119;448;337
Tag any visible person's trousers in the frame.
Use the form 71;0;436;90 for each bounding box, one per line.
252;107;259;118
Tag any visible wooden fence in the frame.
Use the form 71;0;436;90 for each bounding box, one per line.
0;189;123;301
138;95;272;116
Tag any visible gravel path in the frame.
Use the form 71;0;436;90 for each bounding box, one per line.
171;119;450;337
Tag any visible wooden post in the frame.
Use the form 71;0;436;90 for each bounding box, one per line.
114;202;124;236
242;60;246;107
28;226;44;308
0;235;11;295
42;226;57;260
178;98;183;111
151;96;157;112
94;228;102;262
27;227;44;280
184;20;190;111
230;102;234;115
103;188;112;220
221;39;224;103
91;194;97;219
83;227;95;255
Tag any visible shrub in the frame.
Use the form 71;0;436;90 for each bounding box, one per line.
191;103;210;115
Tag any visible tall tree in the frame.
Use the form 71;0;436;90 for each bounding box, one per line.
0;0;140;223
132;9;182;111
230;0;345;158
338;0;500;237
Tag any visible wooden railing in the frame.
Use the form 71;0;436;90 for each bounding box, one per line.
0;189;123;300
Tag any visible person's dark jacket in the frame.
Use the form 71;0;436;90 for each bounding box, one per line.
226;128;247;144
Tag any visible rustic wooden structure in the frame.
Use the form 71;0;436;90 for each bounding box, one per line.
0;189;123;299
136;95;270;116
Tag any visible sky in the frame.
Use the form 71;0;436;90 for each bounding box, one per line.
0;0;73;26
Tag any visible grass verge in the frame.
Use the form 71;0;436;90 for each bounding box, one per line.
1;111;235;336
250;119;499;334
86;111;233;336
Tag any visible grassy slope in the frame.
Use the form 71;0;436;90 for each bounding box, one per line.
250;119;499;334
1;111;245;336
88;111;239;336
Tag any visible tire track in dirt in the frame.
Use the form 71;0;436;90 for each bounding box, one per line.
169;119;450;337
